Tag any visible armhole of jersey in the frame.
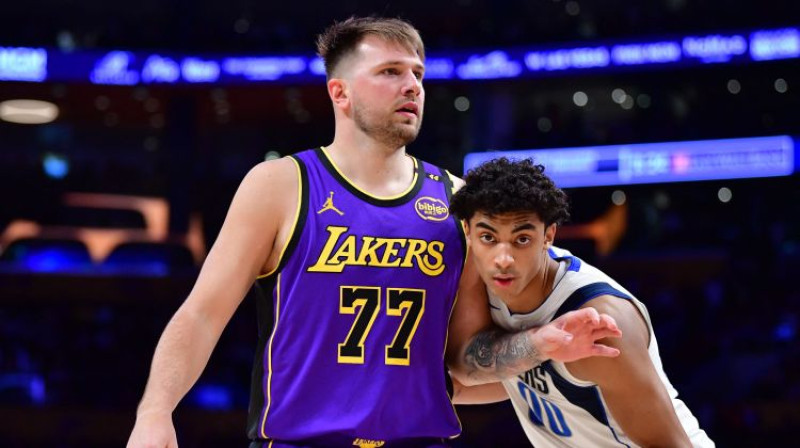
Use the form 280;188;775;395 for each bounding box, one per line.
552;282;633;320
257;156;309;279
439;167;467;261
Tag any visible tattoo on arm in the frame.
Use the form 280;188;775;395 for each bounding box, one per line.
464;329;545;382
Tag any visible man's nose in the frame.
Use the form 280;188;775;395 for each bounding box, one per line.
494;246;514;270
401;70;422;96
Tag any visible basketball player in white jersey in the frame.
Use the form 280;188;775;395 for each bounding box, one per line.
448;157;715;447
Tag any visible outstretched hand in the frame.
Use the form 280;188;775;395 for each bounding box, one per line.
533;307;622;363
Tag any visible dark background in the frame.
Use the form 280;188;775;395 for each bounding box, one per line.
1;1;798;447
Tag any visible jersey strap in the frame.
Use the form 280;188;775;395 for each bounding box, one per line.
548;247;582;272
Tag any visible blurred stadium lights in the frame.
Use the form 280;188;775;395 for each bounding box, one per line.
717;187;733;203
0;374;46;405
42;153;69;179
0;193;206;275
1;26;797;86
464;135;796;188
188;384;234;410
0;99;59;124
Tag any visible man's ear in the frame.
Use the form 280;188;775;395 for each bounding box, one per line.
327;78;350;110
462;221;471;247
544;223;557;249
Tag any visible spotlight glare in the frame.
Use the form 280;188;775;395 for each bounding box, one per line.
573;91;588;107
611;190;626;205
0;99;59;124
718;187;732;203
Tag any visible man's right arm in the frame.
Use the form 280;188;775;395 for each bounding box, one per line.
446;258;623;386
127;157;298;448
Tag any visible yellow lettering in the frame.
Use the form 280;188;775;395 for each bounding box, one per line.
308;228;446;276
378;239;406;267
307;226;349;273
356;236;385;265
352;439;385;448
401;239;427;268
418;241;445;276
331;235;358;265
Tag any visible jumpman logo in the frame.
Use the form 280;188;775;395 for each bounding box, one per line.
317;191;344;216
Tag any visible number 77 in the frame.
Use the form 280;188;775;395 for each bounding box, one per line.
338;286;426;366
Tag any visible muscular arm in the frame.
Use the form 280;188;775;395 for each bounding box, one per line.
463;325;543;381
128;158;298;447
446;260;620;385
451;375;508;405
566;296;693;447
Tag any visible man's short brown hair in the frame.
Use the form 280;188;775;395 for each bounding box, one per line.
316;16;425;77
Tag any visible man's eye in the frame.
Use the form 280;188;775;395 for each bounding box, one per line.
479;234;495;243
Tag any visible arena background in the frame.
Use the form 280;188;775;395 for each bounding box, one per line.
1;1;797;446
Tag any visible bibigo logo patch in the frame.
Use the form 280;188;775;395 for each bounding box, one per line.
414;196;449;222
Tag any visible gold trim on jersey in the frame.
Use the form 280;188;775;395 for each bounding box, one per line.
257;157;303;279
260;273;282;438
319;146;419;201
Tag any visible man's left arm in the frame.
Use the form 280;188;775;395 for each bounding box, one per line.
566;296;693;447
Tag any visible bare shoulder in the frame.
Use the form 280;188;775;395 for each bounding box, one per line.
234;157;299;211
243;157;299;191
220;156;301;249
565;295;650;383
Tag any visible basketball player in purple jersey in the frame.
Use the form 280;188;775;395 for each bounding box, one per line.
127;17;621;448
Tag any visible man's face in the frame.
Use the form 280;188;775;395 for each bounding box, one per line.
344;35;425;148
466;211;556;302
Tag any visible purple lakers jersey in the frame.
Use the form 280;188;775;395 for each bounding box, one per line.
247;148;466;447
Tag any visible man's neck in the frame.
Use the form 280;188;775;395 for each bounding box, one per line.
324;136;415;197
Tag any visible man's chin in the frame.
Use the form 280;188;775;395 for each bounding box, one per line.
392;128;419;147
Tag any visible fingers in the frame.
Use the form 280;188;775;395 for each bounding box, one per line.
571;307;600;325
536;326;574;352
592;328;623;341
598;313;620;332
591;314;622;340
563;309;621;334
591;344;621;358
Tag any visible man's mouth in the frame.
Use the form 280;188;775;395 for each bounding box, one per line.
396;102;419;117
492;275;514;287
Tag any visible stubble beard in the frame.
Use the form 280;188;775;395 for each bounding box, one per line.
353;101;423;149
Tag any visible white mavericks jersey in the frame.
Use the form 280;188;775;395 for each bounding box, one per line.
490;246;714;448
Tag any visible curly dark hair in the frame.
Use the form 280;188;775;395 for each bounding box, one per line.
450;157;570;227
